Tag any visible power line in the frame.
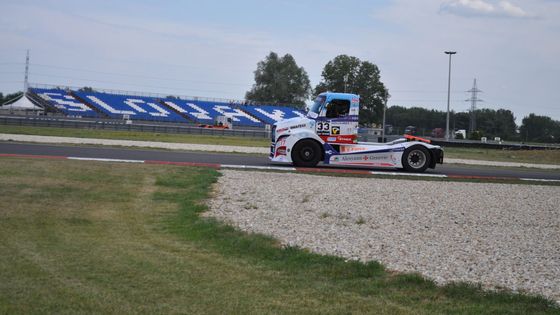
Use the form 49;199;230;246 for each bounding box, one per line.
0;80;23;84
30;63;249;87
29;72;231;94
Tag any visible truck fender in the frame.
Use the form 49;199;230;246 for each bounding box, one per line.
401;141;441;169
283;131;325;162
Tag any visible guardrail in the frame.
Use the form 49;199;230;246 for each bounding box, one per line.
2;114;558;149
431;139;560;150
0;115;270;138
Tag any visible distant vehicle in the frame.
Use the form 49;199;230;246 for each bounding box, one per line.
431;128;444;138
455;129;466;139
198;115;232;129
404;126;417;135
385;124;393;135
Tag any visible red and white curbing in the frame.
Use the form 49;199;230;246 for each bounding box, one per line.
1;153;559;183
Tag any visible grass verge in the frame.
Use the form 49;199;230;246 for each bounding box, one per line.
0;125;270;147
444;147;560;165
1;157;558;314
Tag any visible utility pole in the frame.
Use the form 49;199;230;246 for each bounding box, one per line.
24;49;30;92
445;51;456;140
381;90;388;142
466;78;483;135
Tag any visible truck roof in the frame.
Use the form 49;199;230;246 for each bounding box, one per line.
318;92;359;101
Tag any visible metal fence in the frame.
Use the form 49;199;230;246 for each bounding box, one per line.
0;115;270;138
1;114;558;150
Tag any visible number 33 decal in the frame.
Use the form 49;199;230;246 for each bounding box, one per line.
316;122;330;131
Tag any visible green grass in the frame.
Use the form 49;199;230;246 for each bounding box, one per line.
0;157;558;314
0;125;270;147
444;147;560;165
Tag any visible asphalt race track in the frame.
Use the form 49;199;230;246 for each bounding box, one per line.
1;142;559;180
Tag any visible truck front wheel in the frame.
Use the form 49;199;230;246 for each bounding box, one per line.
292;140;322;167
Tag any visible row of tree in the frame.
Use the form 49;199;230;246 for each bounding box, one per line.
245;53;388;126
386;106;519;140
244;51;560;143
380;103;559;143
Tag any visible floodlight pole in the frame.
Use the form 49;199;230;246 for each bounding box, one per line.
24;49;29;93
381;90;388;142
445;51;456;141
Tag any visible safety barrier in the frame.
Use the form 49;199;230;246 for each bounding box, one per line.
0;115;269;138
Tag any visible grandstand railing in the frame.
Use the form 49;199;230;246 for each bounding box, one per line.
28;83;303;108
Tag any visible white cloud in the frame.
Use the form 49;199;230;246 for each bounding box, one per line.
440;0;535;18
499;1;532;18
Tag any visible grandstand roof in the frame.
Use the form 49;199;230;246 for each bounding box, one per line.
1;94;43;111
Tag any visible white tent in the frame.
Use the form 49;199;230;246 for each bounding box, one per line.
1;94;43;111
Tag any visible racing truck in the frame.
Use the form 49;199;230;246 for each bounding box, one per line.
269;92;444;172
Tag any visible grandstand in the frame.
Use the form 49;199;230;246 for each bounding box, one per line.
241;105;306;125
73;91;186;123
31;88;99;118
26;84;306;127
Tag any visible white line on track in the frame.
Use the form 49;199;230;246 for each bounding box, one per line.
520;178;560;183
370;171;448;178
221;164;297;171
68;157;145;163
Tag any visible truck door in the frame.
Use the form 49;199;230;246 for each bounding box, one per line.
317;98;357;144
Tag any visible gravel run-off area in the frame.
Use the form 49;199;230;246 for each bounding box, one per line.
206;170;560;303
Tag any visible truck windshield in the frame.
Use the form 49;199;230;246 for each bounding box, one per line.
308;95;326;118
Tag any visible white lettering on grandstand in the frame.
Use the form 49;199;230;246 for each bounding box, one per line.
171;102;212;120
213;105;260;123
39;93;92;112
125;99;169;117
164;101;186;113
254;108;285;122
86;96;135;115
124;99;147;113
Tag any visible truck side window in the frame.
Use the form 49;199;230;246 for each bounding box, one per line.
325;99;350;118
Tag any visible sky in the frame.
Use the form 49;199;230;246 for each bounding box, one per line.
1;0;559;123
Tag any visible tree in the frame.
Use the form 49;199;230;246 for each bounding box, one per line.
245;52;311;109
386;105;447;134
1;91;23;105
519;114;560;143
315;55;388;126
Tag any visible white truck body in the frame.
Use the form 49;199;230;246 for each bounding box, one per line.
269;92;443;172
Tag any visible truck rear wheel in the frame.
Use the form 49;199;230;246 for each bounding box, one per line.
292;140;322;167
402;145;430;172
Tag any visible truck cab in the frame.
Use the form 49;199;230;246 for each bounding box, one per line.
306;92;360;144
270;92;443;172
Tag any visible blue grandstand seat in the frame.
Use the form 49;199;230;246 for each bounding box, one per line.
163;99;264;127
74;91;187;122
240;105;305;125
31;87;306;126
31;88;98;117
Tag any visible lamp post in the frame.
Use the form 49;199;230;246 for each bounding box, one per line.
445;51;456;141
381;90;388;143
